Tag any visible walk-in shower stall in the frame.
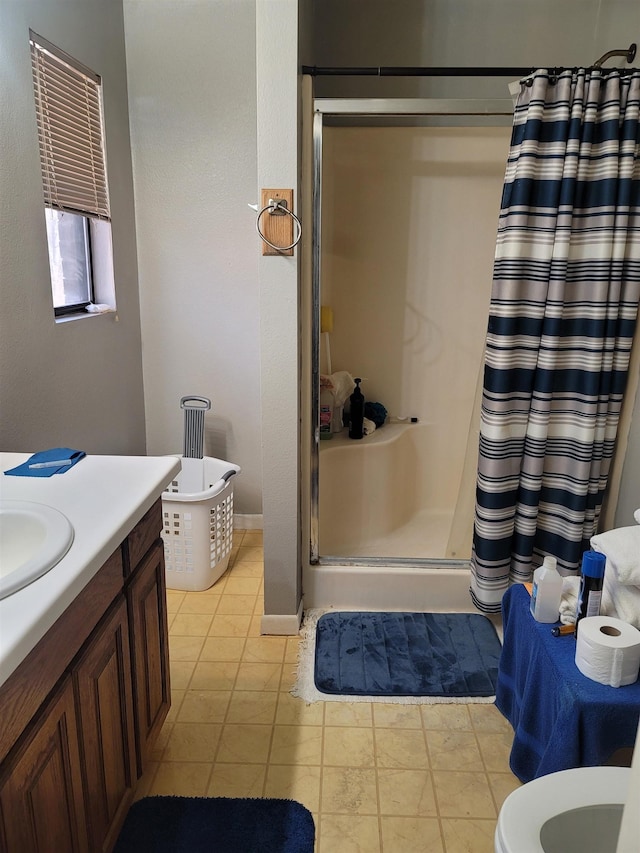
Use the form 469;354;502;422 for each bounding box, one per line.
304;94;513;611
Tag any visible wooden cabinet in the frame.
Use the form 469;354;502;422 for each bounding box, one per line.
75;597;136;853
0;499;169;853
0;676;88;853
127;540;170;775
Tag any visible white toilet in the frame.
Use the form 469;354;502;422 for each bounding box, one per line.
495;766;631;853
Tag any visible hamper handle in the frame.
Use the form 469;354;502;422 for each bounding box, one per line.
208;470;238;494
180;396;211;411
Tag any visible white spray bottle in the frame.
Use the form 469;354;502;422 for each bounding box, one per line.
530;556;562;623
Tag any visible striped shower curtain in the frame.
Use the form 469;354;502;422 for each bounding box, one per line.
471;68;640;614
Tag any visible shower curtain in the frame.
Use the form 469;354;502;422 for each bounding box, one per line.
471;68;640;613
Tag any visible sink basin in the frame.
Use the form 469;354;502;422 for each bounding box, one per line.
0;500;74;599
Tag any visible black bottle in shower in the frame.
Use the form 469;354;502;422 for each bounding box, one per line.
349;377;364;439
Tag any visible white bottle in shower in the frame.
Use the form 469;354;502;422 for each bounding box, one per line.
530;556;562;623
319;384;334;440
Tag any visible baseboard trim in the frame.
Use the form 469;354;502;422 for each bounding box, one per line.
234;513;263;530
260;600;303;635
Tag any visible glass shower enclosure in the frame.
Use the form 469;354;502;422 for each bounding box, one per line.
310;97;513;572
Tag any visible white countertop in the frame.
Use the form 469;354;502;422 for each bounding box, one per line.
0;452;181;688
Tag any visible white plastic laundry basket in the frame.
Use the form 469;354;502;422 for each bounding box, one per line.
162;455;241;591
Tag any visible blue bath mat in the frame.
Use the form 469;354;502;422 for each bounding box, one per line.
114;796;315;853
314;612;501;697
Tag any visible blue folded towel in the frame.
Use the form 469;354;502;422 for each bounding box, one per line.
4;448;86;478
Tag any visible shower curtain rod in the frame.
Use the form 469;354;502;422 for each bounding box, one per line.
302;44;637;78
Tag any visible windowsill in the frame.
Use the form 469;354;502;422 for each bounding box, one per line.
54;308;116;324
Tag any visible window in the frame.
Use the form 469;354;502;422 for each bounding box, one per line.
45;210;93;308
30;32;114;317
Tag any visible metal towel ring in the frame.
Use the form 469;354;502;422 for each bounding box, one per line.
255;199;302;252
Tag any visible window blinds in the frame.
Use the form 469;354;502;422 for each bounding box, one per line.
30;32;111;220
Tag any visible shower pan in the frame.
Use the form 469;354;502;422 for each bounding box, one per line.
304;94;513;610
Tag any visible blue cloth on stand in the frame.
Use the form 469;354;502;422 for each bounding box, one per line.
496;583;640;782
4;448;86;478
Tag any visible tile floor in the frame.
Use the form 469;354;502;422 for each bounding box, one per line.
135;530;521;852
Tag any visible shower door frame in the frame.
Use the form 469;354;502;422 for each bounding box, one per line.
309;97;514;567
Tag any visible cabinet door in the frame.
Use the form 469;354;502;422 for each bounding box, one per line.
127;540;171;775
0;675;88;853
74;596;136;853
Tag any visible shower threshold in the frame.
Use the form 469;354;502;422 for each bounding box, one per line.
303;559;475;613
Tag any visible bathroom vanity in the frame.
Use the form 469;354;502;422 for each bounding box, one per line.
0;453;180;853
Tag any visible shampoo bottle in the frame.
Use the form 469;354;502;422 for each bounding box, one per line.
348;378;364;440
530;556;562;623
319;383;334;440
575;551;606;635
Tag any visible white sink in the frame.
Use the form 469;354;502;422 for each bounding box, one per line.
0;500;74;600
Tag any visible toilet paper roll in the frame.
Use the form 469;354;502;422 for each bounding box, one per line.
575;616;640;688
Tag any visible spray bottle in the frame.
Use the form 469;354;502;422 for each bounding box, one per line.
530;556;562;623
575;551;606;636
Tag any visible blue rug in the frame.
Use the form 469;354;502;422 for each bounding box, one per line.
114;796;315;853
314;612;501;697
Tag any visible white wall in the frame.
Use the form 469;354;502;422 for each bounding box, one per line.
123;0;262;515
311;0;640;99
256;0;302;629
616;381;640;527
322;126;510;421
0;0;146;454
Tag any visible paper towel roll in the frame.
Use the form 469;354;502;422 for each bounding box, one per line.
575;617;640;688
